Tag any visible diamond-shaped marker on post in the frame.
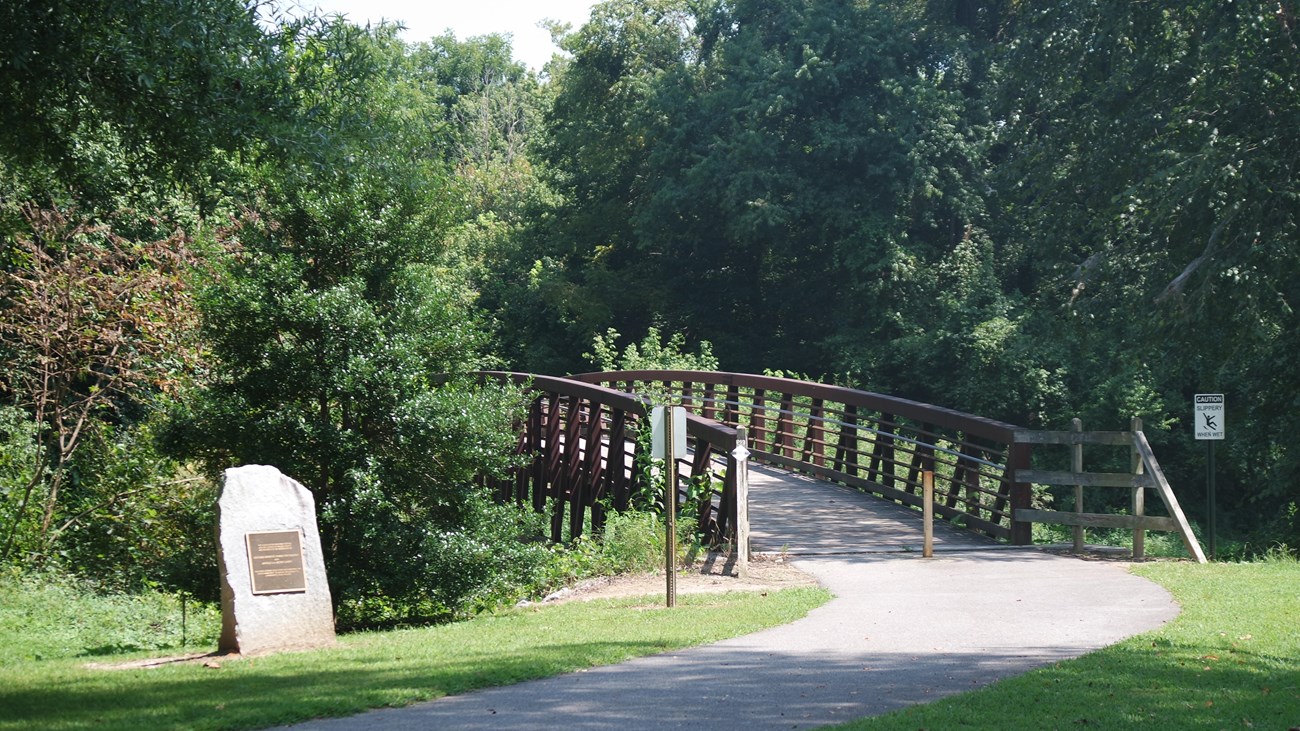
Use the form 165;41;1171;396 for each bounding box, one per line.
731;444;751;461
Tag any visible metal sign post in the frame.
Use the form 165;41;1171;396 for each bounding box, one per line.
1207;439;1216;560
1194;394;1225;560
665;410;676;608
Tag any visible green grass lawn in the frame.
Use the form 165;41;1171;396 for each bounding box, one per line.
0;586;829;731
4;560;1295;731
836;559;1300;730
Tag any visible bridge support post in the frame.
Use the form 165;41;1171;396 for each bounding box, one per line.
922;470;934;558
1009;442;1034;545
1072;418;1085;553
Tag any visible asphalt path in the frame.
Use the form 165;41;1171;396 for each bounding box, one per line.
279;464;1179;730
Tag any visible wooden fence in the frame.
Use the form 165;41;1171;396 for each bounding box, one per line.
1012;418;1207;562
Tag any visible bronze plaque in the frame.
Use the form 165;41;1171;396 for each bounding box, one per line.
245;530;308;595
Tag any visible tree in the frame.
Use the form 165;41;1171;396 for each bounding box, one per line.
525;0;1013;390
0;0;328;586
162;22;548;624
479;0;715;374
990;0;1300;541
0;206;198;565
0;0;308;217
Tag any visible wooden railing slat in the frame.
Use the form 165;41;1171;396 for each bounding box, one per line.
1013;430;1132;446
1016;469;1157;489
1133;431;1208;563
1014;509;1180;531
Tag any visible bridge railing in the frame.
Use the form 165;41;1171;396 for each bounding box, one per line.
478;372;741;546
571;370;1033;544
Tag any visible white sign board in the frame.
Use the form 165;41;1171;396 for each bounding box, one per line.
651;406;687;460
1194;394;1225;440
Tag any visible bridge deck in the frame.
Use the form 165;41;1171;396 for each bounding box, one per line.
747;463;995;555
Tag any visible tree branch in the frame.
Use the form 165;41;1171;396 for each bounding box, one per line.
1155;203;1240;304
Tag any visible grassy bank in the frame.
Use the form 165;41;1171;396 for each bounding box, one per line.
0;572;222;662
837;558;1300;730
0;583;829;731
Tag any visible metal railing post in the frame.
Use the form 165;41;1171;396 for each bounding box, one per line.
922;470;934;558
733;426;751;578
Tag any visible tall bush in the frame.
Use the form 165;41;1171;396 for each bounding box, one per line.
0;206;198;568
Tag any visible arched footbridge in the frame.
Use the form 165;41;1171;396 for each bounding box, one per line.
480;370;1206;563
282;370;1199;730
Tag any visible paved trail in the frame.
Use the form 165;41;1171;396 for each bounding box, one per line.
281;465;1178;730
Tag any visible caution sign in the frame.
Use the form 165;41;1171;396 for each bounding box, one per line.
1194;394;1225;440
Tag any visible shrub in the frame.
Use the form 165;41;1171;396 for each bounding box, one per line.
585;327;719;373
332;495;554;629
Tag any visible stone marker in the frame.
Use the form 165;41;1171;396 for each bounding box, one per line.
218;465;335;655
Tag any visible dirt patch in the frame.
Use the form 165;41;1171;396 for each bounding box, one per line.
528;552;819;605
88;555;819;670
85;652;227;671
1038;544;1190;564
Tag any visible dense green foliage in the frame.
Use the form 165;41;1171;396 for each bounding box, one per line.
989;1;1300;541
2;0;1298;625
495;0;1300;549
0;0;293;215
152;24;555;623
0;3;562;623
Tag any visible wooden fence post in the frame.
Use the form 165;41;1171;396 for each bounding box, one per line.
1131;416;1146;560
1072;417;1084;553
1009;441;1033;545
